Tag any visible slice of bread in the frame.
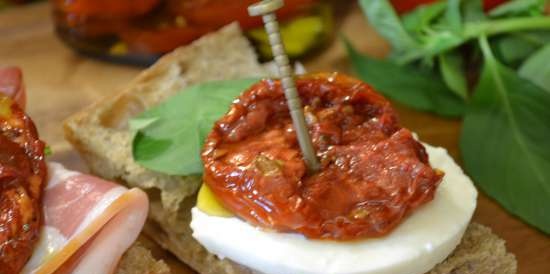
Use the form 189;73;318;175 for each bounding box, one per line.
116;239;171;274
64;24;517;274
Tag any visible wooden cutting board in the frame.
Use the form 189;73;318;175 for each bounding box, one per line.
0;2;548;274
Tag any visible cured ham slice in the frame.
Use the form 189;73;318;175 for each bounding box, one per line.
1;66;147;273
0;66;26;109
22;163;149;274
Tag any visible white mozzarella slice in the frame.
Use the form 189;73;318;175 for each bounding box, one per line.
191;144;478;274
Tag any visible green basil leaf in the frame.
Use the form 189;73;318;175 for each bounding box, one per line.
360;0;465;64
398;15;550;64
359;0;550;65
495;36;537;66
345;39;465;117
400;0;462;63
397;31;465;65
519;44;550;92
358;0;420;55
439;51;468;100
131;78;260;175
460;37;550;234
462;0;487;23
494;31;550;66
396;0;465;64
489;0;546;18
129;117;160;131
443;0;462;33
402;2;447;34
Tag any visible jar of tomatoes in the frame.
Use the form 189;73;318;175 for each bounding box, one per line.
51;0;333;65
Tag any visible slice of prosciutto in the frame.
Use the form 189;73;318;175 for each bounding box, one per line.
0;66;26;109
22;163;149;274
0;67;148;273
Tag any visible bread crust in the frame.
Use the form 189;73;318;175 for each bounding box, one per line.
64;23;265;214
64;24;517;274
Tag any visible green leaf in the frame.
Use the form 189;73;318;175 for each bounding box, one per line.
402;2;447;34
443;0;462;33
399;0;462;64
463;16;550;39
439;51;468;100
519;44;550;92
131;78;260;175
358;0;420;55
494;31;550;66
460;36;550;234
489;0;546;18
398;16;550;64
462;0;487;23
396;30;465;65
392;0;465;64
358;0;550;64
345;39;465;117
129;117;160;131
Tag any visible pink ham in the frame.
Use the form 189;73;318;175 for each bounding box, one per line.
22;163;149;274
0;66;26;109
1;66;148;273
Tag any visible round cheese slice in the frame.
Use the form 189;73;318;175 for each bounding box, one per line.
191;144;477;274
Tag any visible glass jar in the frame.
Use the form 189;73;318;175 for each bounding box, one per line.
51;0;333;65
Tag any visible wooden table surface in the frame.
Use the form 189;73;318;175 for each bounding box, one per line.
1;2;549;274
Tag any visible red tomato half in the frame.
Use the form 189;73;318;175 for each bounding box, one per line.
202;73;443;240
484;0;508;11
168;0;317;30
120;26;211;54
390;0;439;14
0;74;46;274
53;12;128;37
54;0;160;18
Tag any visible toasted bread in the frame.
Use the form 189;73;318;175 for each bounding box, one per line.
64;24;517;274
116;240;171;274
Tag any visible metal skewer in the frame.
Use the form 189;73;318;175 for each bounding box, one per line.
248;0;320;173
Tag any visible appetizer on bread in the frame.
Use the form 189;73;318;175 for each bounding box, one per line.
64;24;517;274
192;72;473;274
0;67;168;274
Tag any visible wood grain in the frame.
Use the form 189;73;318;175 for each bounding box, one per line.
0;2;548;274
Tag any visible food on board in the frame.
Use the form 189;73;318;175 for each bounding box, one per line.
0;67;153;274
64;25;517;274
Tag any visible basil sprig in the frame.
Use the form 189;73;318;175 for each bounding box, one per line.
350;0;550;233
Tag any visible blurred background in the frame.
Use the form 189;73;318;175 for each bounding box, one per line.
1;0;335;65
